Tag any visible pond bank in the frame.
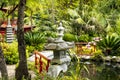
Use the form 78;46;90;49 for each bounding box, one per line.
79;61;120;80
78;55;120;63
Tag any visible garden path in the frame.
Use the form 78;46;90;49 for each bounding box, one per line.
0;65;15;78
0;65;36;79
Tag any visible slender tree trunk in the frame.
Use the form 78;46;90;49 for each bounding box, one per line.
0;46;8;80
15;0;30;80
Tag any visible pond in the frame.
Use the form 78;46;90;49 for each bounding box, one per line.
80;62;120;80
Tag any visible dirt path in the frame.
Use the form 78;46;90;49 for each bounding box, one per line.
7;65;16;78
0;65;16;79
0;65;35;79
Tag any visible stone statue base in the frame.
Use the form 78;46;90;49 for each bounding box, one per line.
47;63;69;77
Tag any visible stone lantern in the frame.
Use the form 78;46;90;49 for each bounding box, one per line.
43;23;74;77
6;18;14;43
44;23;74;64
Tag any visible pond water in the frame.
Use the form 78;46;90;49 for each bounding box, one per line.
80;62;120;80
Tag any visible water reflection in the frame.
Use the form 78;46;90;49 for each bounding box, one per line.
80;62;120;80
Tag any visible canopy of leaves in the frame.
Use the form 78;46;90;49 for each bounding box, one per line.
1;0;120;38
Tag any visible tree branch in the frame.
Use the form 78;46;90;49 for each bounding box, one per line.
7;4;18;17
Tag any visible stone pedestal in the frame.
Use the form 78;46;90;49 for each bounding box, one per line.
48;63;69;77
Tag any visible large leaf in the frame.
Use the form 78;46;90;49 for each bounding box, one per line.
67;9;79;18
75;17;86;24
24;31;46;46
97;35;120;55
105;23;114;33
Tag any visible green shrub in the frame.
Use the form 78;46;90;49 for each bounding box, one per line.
44;31;57;38
1;42;18;64
27;61;35;70
78;34;89;42
93;50;103;57
92;50;104;61
26;46;35;54
63;33;77;42
63;33;90;42
1;42;29;64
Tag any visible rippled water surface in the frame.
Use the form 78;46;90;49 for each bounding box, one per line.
80;62;120;80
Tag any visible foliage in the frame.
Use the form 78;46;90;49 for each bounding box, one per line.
56;0;80;20
78;34;89;42
96;63;120;80
1;0;120;37
63;33;90;42
97;35;120;56
27;61;55;80
1;42;18;64
44;31;57;38
27;61;36;71
26;46;35;54
24;31;57;52
92;50;104;62
93;50;103;57
28;50;89;80
24;31;46;52
26;43;45;54
115;17;120;35
0;11;4;18
56;55;89;80
24;31;46;46
63;33;77;42
105;23;114;35
1;42;29;64
71;18;85;36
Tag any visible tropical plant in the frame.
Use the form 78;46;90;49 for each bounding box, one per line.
97;35;120;56
24;31;46;46
24;31;46;52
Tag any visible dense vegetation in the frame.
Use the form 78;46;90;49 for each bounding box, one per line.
1;0;120;37
0;0;120;80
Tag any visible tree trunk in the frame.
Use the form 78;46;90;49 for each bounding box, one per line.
0;46;8;80
15;0;30;80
